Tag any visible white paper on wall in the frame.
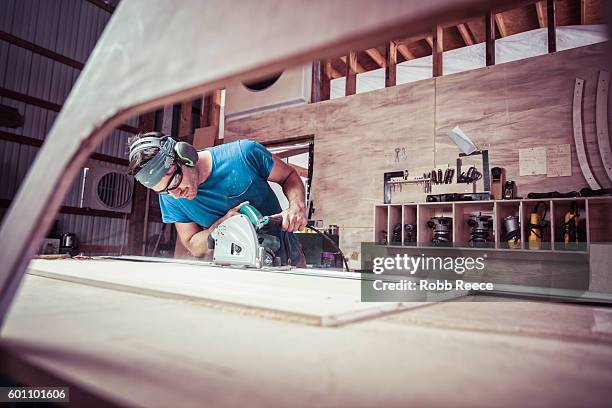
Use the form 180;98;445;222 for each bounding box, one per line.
519;147;547;176
546;144;572;177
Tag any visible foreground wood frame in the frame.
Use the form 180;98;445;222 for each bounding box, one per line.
0;0;577;323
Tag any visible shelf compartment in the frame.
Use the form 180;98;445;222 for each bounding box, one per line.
453;202;495;248
495;201;522;249
551;199;588;251
587;197;612;244
521;200;552;250
388;205;403;245
374;205;388;244
402;205;418;245
417;204;453;246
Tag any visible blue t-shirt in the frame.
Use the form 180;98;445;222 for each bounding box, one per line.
159;139;302;264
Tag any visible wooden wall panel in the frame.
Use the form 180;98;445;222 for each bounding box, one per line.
226;42;610;265
434;42;611;198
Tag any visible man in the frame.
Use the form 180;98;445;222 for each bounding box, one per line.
127;132;307;266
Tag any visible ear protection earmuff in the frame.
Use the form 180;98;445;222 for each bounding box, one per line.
129;135;199;167
173;139;199;167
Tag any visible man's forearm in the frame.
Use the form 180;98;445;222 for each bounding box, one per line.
282;170;306;210
185;213;232;257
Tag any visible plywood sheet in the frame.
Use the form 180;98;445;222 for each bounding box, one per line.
2;275;612;407
26;259;426;327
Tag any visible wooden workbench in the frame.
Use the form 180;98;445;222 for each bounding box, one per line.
1;258;611;406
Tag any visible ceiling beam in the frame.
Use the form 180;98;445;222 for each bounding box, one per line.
494;13;508;37
365;48;386;67
397;43;415;60
457;23;474;45
340;55;366;73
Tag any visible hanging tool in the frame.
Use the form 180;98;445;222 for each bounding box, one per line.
394;148;400;163
443;168;454;184
458;166;482;183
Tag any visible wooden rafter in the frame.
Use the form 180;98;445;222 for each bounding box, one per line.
340;55;366;73
457;23;474;45
365;48;386;68
425;35;433;48
396;43;415;60
327;63;343;79
494;13;508;37
535;1;547;28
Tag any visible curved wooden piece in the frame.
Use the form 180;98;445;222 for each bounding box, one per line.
596;70;612;184
573;78;601;190
0;0;525;323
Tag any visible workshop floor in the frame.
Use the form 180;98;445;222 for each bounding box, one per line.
1;265;612;407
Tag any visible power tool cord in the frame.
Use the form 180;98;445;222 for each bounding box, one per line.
305;226;350;272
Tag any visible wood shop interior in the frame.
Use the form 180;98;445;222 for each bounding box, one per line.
0;0;612;406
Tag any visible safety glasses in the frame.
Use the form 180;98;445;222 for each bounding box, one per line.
158;164;183;195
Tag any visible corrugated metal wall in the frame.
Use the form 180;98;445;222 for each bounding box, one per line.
0;0;163;254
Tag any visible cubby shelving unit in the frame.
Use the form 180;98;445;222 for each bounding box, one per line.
373;196;612;253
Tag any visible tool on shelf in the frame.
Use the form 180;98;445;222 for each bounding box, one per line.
404;224;417;245
392;223;402;244
427;216;453;246
503;180;516;199
527;191;579;199
467;212;493;247
562;201;580;249
491;167;505;200
501;215;521;249
526;201;548;250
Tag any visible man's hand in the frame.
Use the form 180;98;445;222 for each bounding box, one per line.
224;201;250;220
275;205;307;232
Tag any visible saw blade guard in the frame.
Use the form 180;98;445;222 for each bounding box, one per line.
211;214;259;266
